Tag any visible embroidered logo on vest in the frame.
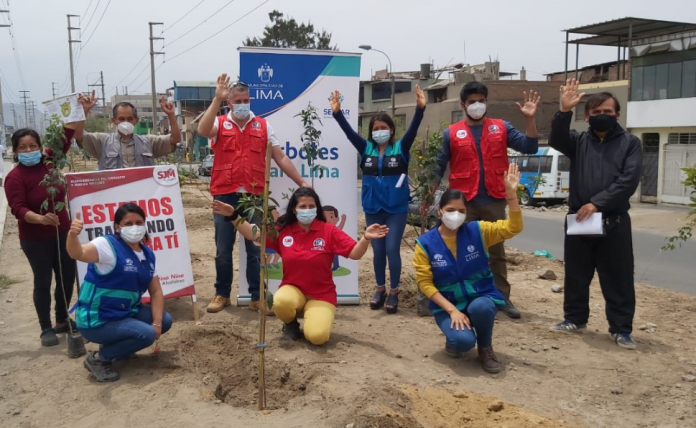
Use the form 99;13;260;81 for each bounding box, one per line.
223;121;234;130
488;124;501;133
311;238;326;251
282;236;294;247
432;253;447;268
456;129;468;139
465;245;481;262
124;258;138;272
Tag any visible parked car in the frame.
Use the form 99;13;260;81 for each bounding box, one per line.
408;186;445;230
198;155;213;176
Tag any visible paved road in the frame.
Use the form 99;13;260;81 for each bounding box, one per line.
509;211;696;295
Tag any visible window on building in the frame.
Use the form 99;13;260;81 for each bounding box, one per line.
451;110;464;123
359;85;364;104
141;107;153;112
370;81;413;101
631;51;696;101
642;133;660;153
667;133;696;145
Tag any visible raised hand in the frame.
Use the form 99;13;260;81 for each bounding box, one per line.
560;78;586;113
159;95;175;116
503;162;521;197
415;84;426;109
77;90;99;115
516;90;540;118
364;224;389;240
211;200;234;217
69;212;83;236
329;90;341;114
215;73;231;101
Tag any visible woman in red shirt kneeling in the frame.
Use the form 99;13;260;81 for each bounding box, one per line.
213;188;388;345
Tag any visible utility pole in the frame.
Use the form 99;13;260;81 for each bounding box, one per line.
88;71;106;116
67;15;80;93
149;22;164;133
52;82;58;99
19;90;29;129
0;10;10;128
29;101;37;129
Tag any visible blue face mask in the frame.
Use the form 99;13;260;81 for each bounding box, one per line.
296;208;317;225
18;150;42;166
232;103;251;120
372;130;391;145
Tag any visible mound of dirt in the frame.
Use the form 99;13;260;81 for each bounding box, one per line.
170;325;315;410
347;385;569;428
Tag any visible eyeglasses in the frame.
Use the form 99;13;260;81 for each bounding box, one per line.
230;80;249;89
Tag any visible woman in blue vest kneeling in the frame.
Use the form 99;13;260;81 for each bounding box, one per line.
66;203;172;382
330;86;426;314
413;163;522;373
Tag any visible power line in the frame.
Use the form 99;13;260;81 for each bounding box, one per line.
166;0;237;48
81;0;95;18
4;7;28;90
166;0;269;64
81;0;102;34
113;51;148;88
126;63;151;90
81;0;112;49
164;0;206;34
132;60;164;94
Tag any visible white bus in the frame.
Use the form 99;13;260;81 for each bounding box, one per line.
508;147;570;206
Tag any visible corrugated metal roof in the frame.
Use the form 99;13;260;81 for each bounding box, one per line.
173;81;217;87
564;17;696;47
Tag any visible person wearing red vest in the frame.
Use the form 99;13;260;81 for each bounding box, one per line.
429;82;540;319
197;73;309;314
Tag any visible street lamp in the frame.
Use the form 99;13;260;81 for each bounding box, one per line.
359;45;395;117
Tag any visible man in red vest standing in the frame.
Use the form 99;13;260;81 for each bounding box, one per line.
429;82;540;319
198;73;309;314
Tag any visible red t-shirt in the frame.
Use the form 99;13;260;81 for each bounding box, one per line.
267;220;357;306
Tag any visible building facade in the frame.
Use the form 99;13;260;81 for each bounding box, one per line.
627;30;696;205
168;81;218;161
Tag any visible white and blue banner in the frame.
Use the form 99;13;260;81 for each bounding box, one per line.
237;47;361;305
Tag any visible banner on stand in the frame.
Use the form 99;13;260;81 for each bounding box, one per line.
238;47;362;305
66;166;196;303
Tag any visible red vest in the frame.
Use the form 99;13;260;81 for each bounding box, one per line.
210;115;269;196
448;118;509;200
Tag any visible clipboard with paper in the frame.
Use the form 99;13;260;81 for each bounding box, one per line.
566;213;604;236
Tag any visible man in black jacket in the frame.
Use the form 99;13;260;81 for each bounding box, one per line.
548;78;642;350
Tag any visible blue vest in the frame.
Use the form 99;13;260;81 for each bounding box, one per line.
76;235;156;329
416;222;505;314
360;140;409;214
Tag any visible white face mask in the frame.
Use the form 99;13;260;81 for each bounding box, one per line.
466;102;487;120
117;122;135;136
119;225;147;244
441;211;466;230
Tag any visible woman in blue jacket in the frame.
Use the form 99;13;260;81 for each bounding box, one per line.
66;203;172;382
330;86;426;313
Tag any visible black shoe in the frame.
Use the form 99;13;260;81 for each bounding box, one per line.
54;318;77;334
83;351;120;382
40;328;59;347
499;298;521;319
281;319;302;341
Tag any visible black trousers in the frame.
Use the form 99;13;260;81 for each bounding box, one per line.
563;213;635;334
20;230;76;331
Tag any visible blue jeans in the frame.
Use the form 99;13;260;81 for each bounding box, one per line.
364;210;408;289
433;297;497;352
80;306;173;361
213;193;261;300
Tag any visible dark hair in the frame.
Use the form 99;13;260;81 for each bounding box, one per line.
460;82;488;102
585;92;621;115
367;112;396;145
112;102;138;118
323;205;339;217
113;203;149;244
438;189;467;209
11;128;42;163
276;188;327;230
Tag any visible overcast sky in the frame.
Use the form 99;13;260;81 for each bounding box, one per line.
0;0;691;109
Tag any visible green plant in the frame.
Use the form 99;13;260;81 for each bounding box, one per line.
0;274;20;290
663;166;696;251
517;174;547;202
295;103;325;183
409;126;445;235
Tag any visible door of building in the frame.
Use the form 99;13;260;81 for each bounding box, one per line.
640;133;660;203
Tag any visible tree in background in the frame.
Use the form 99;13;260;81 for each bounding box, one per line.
663;166;696;250
243;10;337;50
84;116;110;133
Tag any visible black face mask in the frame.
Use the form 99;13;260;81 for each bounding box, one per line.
588;114;617;133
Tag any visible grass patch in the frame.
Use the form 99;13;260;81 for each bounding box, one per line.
0;274;20;290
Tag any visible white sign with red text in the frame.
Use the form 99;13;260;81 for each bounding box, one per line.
66;166;196;302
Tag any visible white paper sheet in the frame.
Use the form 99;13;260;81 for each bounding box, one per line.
566;213;604;235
